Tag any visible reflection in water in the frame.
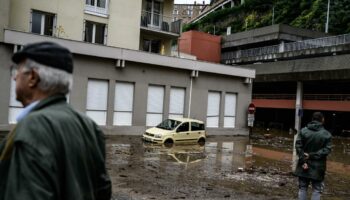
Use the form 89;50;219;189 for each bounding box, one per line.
108;137;253;176
106;136;350;199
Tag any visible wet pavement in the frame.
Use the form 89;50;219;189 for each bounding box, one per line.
106;133;350;200
1;130;349;199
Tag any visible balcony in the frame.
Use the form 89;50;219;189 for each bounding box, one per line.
140;10;181;38
85;1;109;17
222;33;350;64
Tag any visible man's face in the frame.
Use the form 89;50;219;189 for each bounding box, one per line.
12;61;34;106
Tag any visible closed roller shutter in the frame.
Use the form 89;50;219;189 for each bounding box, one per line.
224;93;237;128
146;85;164;126
206;91;220;128
169;87;185;119
86;79;108;125
114;82;134;126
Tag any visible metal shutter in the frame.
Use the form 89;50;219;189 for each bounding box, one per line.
169;87;185;119
224;93;237;128
146;85;164;126
86;79;108;125
206;91;220;128
114;82;134;126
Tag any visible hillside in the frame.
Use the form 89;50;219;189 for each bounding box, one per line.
183;0;350;35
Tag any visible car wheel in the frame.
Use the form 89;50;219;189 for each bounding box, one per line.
198;137;205;146
164;139;174;148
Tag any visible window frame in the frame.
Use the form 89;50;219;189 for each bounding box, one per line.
83;20;107;45
30;10;56;36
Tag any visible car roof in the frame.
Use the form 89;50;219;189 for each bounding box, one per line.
168;117;204;124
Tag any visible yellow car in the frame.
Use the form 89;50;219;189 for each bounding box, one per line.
143;118;206;145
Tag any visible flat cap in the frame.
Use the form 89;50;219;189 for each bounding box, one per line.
12;41;73;73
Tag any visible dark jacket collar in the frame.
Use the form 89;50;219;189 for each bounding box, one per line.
31;95;67;112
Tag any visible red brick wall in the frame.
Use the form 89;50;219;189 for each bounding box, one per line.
179;31;221;63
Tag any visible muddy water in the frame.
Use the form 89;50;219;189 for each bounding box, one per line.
106;135;350;200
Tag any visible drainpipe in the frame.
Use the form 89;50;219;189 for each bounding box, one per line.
188;70;198;118
292;81;303;171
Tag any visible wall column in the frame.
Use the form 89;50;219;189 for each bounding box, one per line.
294;81;303;131
292;81;303;171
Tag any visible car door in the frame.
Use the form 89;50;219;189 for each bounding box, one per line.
190;122;205;139
174;122;191;142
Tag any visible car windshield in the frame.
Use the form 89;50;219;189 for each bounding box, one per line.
156;119;181;130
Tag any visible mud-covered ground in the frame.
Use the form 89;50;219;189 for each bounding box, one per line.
106;133;350;200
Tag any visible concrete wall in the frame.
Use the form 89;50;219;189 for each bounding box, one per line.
0;0;10;42
0;44;251;135
246;54;350;82
0;44;12;130
108;0;142;50
9;0;85;41
7;0;142;50
222;24;329;48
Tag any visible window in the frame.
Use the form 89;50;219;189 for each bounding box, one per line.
146;85;164;126
146;0;162;27
143;39;161;53
224;93;237;128
206;91;221;128
8;78;23;124
86;79;108;125
84;21;107;45
114;82;134;126
31;10;55;36
177;122;189;132
86;0;106;8
191;122;205;131
169;87;185;119
85;0;109;16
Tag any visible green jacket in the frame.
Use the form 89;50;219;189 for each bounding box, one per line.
294;121;332;181
0;95;111;200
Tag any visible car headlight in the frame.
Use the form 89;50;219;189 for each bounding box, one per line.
154;134;162;138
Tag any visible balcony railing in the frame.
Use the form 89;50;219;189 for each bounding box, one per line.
85;4;108;16
222;33;350;61
253;94;350;101
141;10;181;35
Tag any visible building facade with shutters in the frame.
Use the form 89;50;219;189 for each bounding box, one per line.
0;0;255;135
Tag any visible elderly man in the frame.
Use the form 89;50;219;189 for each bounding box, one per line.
295;112;332;200
0;42;111;200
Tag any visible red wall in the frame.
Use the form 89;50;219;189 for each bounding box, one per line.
179;30;221;63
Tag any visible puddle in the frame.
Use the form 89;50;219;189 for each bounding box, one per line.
1;131;349;199
106;135;350;200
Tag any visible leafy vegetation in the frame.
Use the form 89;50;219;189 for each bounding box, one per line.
183;0;350;35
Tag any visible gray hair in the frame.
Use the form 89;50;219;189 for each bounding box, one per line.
22;59;73;95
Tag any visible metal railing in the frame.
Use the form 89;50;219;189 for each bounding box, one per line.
304;94;350;101
253;94;296;100
141;10;181;34
222;33;350;60
253;94;350;101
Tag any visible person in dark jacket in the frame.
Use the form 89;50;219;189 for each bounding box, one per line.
294;112;332;200
0;42;111;200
